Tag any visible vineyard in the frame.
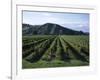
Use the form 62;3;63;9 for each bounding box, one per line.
22;35;89;68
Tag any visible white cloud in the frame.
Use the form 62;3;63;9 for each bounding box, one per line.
78;24;84;28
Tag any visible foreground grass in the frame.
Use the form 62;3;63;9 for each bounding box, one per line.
22;59;89;69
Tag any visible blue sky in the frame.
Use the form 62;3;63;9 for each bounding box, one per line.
23;11;89;32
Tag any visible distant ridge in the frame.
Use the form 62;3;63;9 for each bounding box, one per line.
22;23;88;35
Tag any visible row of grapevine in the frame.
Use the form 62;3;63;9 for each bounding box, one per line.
23;36;56;62
22;36;56;58
22;35;89;64
62;36;89;56
62;37;89;62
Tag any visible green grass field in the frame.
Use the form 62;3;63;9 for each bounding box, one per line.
22;35;89;69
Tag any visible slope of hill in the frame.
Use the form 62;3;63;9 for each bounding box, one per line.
22;23;87;35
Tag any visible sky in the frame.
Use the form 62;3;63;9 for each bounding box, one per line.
22;11;89;32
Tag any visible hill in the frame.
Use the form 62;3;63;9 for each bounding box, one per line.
22;23;87;35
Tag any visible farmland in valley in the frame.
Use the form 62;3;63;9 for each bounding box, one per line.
22;35;89;68
22;11;89;69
